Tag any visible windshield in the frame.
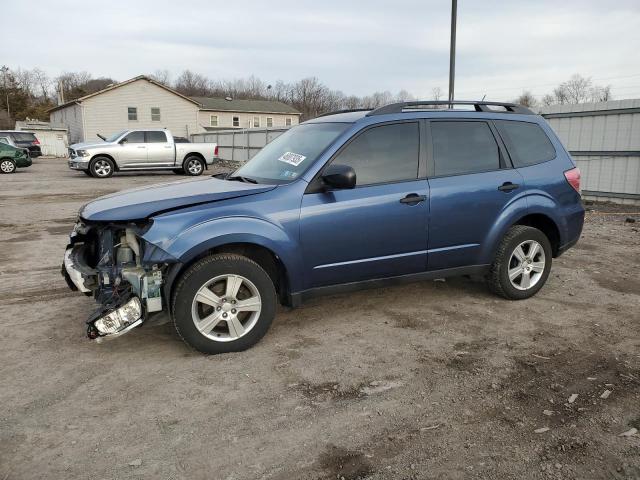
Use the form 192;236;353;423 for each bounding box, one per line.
232;123;349;184
105;130;127;142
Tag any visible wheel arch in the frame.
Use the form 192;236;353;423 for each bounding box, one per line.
183;152;205;163
89;153;119;171
513;213;561;257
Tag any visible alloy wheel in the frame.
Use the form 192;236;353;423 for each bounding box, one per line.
191;274;262;342
187;159;203;175
94;159;112;177
508;240;546;290
1;160;15;173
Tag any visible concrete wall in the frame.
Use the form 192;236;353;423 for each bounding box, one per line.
197;110;299;130
541;99;640;205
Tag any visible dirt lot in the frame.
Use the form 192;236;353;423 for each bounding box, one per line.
1;158;639;480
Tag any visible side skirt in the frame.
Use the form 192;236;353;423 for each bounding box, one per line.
289;264;490;307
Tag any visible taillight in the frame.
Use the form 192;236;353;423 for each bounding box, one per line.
214;145;219;156
564;167;581;193
33;138;40;145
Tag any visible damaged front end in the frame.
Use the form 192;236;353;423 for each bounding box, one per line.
62;219;175;341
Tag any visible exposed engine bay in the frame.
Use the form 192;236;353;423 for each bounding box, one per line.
62;220;171;340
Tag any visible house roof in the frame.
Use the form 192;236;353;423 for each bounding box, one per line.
191;96;300;115
48;75;201;112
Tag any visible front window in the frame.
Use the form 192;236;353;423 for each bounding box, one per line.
285;117;292;126
210;115;218;127
253;116;260;128
233;116;240;127
151;107;161;121
128;107;137;121
232;122;349;184
266;117;273;128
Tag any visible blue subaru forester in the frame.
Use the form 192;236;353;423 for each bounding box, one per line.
62;101;584;354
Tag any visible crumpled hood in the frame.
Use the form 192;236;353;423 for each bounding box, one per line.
80;177;276;222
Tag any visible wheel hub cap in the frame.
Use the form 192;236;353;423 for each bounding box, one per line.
191;274;262;342
507;240;546;291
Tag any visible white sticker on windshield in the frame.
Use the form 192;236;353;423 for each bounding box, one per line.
278;152;306;167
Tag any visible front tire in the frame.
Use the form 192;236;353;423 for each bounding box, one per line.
90;156;115;178
172;254;277;354
183;156;204;176
486;225;552;300
0;158;16;174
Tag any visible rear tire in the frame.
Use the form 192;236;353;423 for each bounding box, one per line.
0;158;16;174
172;254;277;354
486;225;552;300
90;156;115;178
183;156;204;176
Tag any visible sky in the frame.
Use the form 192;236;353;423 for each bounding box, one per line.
2;0;640;101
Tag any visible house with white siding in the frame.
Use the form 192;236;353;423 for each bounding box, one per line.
49;75;301;145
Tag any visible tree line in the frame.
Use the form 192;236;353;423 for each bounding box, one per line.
0;65;614;128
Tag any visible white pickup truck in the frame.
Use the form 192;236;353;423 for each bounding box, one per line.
68;129;218;178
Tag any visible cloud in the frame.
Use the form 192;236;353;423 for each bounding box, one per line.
2;0;639;100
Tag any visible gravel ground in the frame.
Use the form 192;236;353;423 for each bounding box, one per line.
1;158;639;480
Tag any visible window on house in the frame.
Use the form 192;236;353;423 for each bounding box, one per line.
210;115;218;127
431;121;500;176
233;116;240;127
151;107;161;121
128;107;138;121
266;117;273;128
285;117;292;126
253;116;260;128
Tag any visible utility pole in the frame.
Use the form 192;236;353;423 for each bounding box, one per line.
448;0;457;106
1;65;9;118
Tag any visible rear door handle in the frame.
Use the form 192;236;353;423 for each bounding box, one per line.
400;193;427;205
498;182;520;192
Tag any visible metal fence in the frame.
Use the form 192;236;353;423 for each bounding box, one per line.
541;99;640;205
191;128;289;163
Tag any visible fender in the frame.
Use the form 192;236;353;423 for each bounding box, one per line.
142;215;304;292
477;194;531;264
521;189;570;244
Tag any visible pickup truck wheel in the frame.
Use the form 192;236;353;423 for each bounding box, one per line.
172;254;277;354
183;156;204;176
486;225;552;300
90;156;115;178
0;158;16;174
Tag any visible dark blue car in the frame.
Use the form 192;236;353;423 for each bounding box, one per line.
62;101;584;354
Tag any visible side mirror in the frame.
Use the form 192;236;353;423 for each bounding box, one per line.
321;164;356;190
119;138;128;145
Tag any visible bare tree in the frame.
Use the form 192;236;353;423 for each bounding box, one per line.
431;87;443;101
149;69;171;86
514;90;537;108
174;70;211;97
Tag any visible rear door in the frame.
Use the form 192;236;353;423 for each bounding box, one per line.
427;120;524;270
299;121;429;288
145;131;175;166
118;130;147;167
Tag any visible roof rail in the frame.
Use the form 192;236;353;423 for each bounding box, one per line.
316;108;372;118
366;101;534;116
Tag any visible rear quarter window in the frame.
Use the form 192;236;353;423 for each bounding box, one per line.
495;120;556;167
10;133;36;142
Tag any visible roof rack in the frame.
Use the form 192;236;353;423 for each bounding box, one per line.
366;101;534;116
316;108;372;118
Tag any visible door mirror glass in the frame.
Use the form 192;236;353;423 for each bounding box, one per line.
322;164;356;190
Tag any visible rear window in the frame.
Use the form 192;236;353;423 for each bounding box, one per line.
495;120;555;167
10;132;36;142
145;131;167;143
431;121;500;176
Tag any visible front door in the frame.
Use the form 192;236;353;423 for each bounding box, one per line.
118;130;147;167
145;131;175;166
300;121;429;288
426;120;525;270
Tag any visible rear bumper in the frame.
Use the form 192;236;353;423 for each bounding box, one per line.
557;206;585;257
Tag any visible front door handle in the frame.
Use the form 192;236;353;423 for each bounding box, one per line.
400;193;427;205
498;182;520;192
